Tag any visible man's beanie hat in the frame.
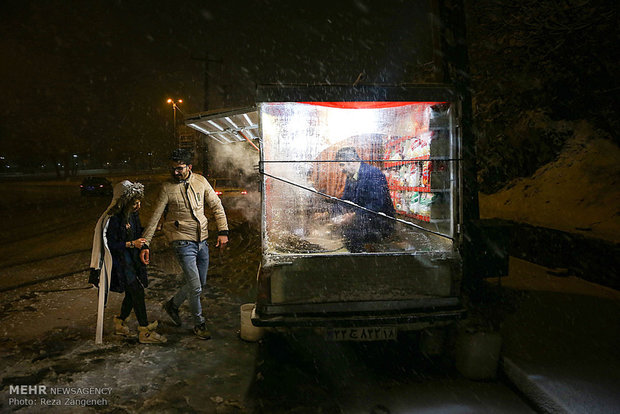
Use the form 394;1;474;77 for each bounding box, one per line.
170;148;193;164
335;146;361;161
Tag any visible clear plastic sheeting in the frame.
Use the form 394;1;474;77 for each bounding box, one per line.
260;101;457;257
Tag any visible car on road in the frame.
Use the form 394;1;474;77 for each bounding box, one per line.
80;177;113;196
209;178;248;198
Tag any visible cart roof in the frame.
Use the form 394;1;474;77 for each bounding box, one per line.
256;84;457;103
185;106;258;147
185;85;457;148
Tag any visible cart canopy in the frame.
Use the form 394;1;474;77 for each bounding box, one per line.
185;107;259;149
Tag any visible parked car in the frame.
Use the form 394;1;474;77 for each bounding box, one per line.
209;178;248;197
80;177;113;196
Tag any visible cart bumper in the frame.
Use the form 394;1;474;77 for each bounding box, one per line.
252;298;466;328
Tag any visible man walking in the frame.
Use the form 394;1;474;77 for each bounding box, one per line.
141;148;229;339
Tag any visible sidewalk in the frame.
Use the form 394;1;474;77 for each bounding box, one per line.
493;257;620;414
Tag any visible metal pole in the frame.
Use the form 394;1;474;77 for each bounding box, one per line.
173;103;177;142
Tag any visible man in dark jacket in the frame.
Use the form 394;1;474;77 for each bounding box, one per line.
334;147;395;252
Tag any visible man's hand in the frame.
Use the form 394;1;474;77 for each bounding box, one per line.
215;235;229;249
140;248;150;265
332;212;355;225
313;211;329;220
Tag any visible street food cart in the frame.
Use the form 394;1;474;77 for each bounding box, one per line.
182;0;504;342
251;84;468;340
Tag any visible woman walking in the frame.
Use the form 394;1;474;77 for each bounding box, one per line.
90;180;166;344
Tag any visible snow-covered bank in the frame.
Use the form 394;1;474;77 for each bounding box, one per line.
479;121;620;244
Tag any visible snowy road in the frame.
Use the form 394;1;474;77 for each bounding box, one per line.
0;178;536;413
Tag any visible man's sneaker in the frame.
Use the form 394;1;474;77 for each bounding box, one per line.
193;323;211;340
163;299;182;326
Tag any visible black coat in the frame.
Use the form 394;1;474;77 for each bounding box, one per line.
106;211;148;293
340;162;395;242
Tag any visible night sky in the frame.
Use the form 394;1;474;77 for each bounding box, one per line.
0;0;433;169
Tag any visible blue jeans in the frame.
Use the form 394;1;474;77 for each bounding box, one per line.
171;240;209;325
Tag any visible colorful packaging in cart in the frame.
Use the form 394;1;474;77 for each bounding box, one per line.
421;142;430;158
420;131;432;156
403;140;414;159
399;164;409;181
422;161;433;186
384;147;392;161
409;191;421;214
392;148;402;161
412;139;423;158
408;135;425;158
417;193;438;218
409;163;421;187
394;191;404;211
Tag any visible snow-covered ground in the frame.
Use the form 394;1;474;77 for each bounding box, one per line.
479;121;620;244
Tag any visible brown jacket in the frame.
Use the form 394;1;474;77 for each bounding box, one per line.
143;172;228;244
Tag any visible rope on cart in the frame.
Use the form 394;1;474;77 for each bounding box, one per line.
260;158;462;163
260;171;454;241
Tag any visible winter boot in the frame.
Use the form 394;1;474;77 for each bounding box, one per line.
113;316;131;337
138;325;167;344
146;320;158;331
193;323;211;340
163;299;182;326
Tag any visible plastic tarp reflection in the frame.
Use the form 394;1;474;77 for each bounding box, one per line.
260;101;456;257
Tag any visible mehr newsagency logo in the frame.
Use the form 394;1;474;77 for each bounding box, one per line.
8;384;112;408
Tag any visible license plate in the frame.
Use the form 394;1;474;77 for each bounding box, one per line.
326;326;397;341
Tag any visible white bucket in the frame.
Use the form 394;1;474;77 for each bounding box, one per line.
455;330;503;380
240;303;264;342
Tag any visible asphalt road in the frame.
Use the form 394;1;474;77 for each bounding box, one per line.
0;177;536;413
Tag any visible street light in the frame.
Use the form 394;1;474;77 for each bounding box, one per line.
166;98;184;141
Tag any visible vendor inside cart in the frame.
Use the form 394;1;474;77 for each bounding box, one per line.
330;146;395;252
